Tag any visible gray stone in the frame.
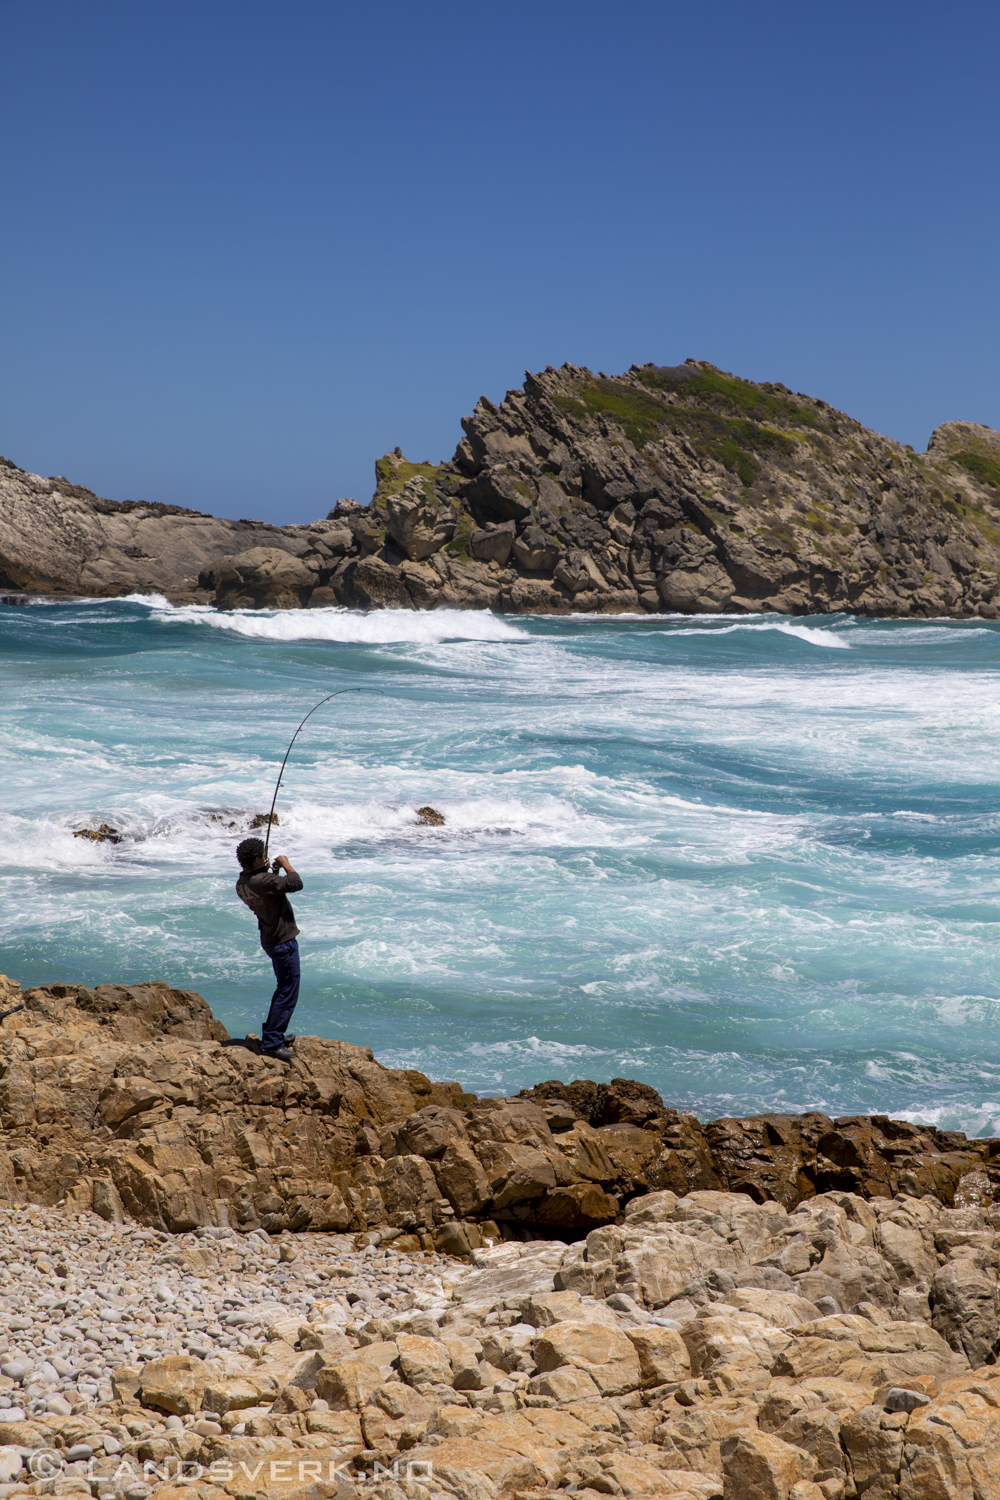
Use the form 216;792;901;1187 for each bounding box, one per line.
470;523;515;566
930;1258;999;1367
884;1387;931;1413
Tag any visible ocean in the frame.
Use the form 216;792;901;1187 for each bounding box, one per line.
3;596;1000;1134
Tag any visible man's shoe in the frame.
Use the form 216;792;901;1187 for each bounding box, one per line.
262;1046;295;1063
283;1035;296;1047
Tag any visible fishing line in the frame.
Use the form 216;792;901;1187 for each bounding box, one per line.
263;688;383;858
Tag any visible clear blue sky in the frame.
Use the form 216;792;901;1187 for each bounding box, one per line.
2;1;998;523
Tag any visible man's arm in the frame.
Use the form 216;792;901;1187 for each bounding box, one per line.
269;855;303;894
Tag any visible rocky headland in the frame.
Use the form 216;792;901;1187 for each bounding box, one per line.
4;362;1000;617
2;973;1000;1497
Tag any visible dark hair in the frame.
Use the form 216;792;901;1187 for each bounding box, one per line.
237;837;266;869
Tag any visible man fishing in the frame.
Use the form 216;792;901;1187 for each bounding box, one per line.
235;837;303;1063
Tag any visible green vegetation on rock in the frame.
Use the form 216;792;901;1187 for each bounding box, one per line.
551;373;797;485
445;512;476;562
577;380;675;448
374;455;448;503
635;363;820;429
957;451;1000;491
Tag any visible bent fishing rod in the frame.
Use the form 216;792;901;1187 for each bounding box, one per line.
263;688;383;860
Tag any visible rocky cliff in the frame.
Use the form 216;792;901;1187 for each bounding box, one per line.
5;361;1000;616
0;457;323;604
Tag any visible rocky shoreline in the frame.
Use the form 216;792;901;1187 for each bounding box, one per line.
1;976;1000;1496
3;973;999;1241
5;360;1000;618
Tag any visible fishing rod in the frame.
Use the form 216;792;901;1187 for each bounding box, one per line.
263;688;383;860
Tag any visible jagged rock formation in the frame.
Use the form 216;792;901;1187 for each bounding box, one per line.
2;974;998;1244
5;362;1000;616
302;366;1000;618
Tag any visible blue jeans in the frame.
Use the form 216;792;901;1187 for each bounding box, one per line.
262;938;300;1052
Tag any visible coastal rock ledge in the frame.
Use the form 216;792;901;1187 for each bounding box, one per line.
5;361;1000;617
2;977;1000;1498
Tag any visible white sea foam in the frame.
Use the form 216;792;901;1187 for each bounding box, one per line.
665;619;851;648
142;599;527;645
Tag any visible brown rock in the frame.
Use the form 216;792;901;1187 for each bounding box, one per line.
213;546;316;609
535;1182;620;1230
395;1332;453;1390
377;1154;440;1228
202;1373;270;1414
840;1402;905;1500
930;1258;1000;1368
361;1381;432;1451
434;1143;491;1218
533;1320;643;1396
625;1325;692;1386
400;1436;545;1498
314;1341;400;1410
527;1367;603;1403
139;1355;209;1416
900;1376;1000;1497
1;969;997;1245
721;1429;807;1500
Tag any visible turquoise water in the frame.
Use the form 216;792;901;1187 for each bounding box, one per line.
3;596;1000;1133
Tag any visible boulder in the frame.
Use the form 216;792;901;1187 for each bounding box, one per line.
470;522;515;565
203;1373;271;1414
395;1332;452;1390
624;1325;691;1386
398;1436;546;1500
720;1429;808;1500
139;1355;208;1416
314;1341;400;1410
377;1154;441;1228
361;1381;432;1451
434;1143;492;1219
900;1377;1000;1497
930;1258;999;1367
535;1182;620;1230
348;556;414;609
512;525;560;572
532;1319;643;1396
384;478;456;560
554;549;608;594
212;547;316;609
682;1310;791;1385
839;1402;905;1500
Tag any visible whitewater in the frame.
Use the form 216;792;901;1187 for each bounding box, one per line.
3;596;1000;1134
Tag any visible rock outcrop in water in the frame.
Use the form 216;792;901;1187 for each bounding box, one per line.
4;362;1000;616
5;974;1000;1498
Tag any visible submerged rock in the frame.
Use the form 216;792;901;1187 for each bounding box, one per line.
72;823;123;844
415;805;445;826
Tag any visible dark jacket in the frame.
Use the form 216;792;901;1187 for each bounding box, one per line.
236;867;303;950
